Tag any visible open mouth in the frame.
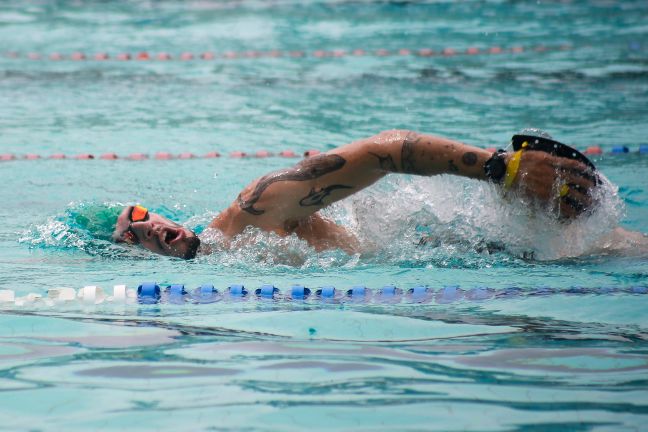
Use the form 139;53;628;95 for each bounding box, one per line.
163;228;182;246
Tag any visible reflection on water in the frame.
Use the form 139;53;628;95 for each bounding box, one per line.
2;301;647;431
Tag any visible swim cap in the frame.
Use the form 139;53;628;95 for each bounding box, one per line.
68;203;123;242
518;128;553;140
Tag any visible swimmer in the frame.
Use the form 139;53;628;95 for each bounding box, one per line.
112;130;610;259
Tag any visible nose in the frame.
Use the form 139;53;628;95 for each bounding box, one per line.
133;221;157;240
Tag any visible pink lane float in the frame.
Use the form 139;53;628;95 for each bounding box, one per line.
3;44;575;63
1;146;644;163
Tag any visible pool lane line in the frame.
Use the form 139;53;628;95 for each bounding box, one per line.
2;145;648;163
2;44;573;62
0;150;306;161
0;284;646;307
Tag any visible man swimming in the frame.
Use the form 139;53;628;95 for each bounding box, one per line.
112;130;600;259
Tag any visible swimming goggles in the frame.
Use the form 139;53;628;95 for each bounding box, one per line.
123;205;149;244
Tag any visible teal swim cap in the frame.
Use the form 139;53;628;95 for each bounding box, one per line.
67;203;123;242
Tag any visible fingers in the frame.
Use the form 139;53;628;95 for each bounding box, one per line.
526;150;599;185
559;198;581;219
550;156;587;172
552;158;599;186
558;183;594;218
561;167;599;187
513;150;602;219
560;172;595;194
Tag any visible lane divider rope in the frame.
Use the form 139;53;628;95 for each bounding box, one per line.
0;150;304;161
0;283;645;307
2;44;573;62
1;145;646;163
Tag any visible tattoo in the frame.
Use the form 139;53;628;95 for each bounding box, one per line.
448;160;459;172
238;154;346;215
299;185;353;207
369;152;397;172
400;131;421;174
461;152;477;166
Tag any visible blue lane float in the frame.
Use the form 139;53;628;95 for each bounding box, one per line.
166;284;186;304
290;285;311;300
611;145;630;154
137;282;161;304
228;284;248;298
1;283;647;308
193;284;219;304
139;283;648;305
256;284;279;299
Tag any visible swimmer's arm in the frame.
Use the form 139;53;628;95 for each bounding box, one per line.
213;130;491;234
214;129;595;233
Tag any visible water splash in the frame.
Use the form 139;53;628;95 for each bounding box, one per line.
331;174;625;262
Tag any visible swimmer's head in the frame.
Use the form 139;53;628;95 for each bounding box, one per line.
112;205;201;259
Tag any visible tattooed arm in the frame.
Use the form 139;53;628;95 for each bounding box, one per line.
210;130;489;235
211;130;594;236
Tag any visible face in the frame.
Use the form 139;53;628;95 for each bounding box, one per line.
112;205;201;259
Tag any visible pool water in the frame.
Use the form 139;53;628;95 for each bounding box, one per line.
1;1;648;430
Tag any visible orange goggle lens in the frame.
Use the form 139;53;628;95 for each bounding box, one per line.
130;205;148;222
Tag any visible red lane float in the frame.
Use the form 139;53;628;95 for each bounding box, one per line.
3;44;576;63
1;144;640;163
279;150;297;158
128;153;148;160
584;146;603;155
154;152;173;160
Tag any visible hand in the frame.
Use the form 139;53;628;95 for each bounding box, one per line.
506;150;598;219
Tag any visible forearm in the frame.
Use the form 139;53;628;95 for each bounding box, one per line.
367;130;492;180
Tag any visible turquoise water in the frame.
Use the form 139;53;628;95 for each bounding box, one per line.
1;1;648;430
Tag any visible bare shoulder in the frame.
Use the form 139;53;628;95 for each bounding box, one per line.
208;202;251;236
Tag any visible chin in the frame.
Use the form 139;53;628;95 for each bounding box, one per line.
179;235;201;259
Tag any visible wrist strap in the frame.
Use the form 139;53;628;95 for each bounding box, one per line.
503;149;523;189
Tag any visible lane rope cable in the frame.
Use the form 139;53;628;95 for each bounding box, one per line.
0;283;646;307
